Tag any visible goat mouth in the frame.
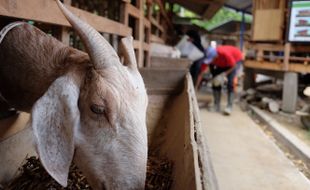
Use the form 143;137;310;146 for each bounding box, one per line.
101;182;107;190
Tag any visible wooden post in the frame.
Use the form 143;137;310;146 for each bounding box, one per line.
137;0;144;67
60;0;71;45
243;67;256;90
145;0;152;67
284;42;291;71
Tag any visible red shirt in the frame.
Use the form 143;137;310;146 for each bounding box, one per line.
213;46;243;68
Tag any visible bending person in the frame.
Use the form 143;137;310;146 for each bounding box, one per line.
196;46;243;115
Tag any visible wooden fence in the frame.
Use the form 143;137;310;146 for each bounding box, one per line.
0;0;170;67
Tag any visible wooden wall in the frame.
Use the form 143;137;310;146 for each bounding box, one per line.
246;0;310;74
251;0;286;41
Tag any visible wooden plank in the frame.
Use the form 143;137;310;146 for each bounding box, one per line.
144;19;151;28
133;40;140;49
289;64;310;73
120;1;129;26
151;34;165;44
151;17;164;32
143;42;150;51
125;3;141;19
291;45;310;53
247;44;310;53
245;60;284;71
252;9;284;41
153;0;172;27
260;55;310;62
203;1;223;19
60;0;71;45
245;60;310;73
283;43;291;71
247;43;284;51
0;0;131;36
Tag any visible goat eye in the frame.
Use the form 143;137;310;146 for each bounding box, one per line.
90;104;105;114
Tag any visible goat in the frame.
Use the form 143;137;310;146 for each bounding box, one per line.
0;1;148;189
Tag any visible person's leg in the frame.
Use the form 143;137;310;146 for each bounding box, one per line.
210;66;226;112
190;60;202;85
224;62;241;115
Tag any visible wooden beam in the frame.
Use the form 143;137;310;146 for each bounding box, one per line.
133;40;140;49
289;64;310;73
150;34;164;44
247;43;284;51
60;0;71;45
0;0;131;36
203;1;223;19
283;42;291;71
144;19;151;28
153;0;172;27
125;3;141;19
245;60;310;73
143;42;150;51
151;17;164;32
138;0;144;67
245;60;284;71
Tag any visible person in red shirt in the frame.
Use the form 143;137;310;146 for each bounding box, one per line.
196;46;243;115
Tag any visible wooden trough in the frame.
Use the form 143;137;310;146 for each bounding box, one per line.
0;68;217;190
150;56;192;69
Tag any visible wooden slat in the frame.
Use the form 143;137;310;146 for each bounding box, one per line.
260;55;310;62
150;34;164;44
245;60;284;71
151;17;164;32
245;60;310;73
252;9;284;41
133;40;140;49
247;43;284;51
125;3;141;19
143;42;150;51
290;64;310;73
0;0;131;36
153;0;172;27
203;1;223;19
283;43;291;71
144;18;151;28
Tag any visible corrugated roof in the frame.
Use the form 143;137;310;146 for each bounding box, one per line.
209;19;251;34
168;0;226;19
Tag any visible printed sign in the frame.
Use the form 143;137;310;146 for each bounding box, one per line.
289;1;310;42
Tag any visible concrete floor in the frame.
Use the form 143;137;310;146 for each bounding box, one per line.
200;104;310;190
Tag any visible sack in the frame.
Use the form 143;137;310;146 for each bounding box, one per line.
212;74;225;87
175;35;204;61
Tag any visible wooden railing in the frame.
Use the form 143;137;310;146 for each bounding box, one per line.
121;0;170;67
0;0;170;67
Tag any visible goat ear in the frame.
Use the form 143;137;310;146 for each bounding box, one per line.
119;36;138;69
29;74;80;187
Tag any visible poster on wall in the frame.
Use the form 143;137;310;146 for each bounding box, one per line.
288;1;310;42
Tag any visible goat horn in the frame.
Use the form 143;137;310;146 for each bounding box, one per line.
56;0;118;69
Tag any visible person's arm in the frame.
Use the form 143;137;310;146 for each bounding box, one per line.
224;64;237;76
195;65;209;90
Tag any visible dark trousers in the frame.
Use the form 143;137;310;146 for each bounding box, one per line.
190;59;203;85
210;61;242;93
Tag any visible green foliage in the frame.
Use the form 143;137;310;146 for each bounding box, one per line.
172;4;198;18
172;3;252;31
191;7;252;31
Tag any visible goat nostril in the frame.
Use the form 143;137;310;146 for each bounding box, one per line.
101;182;107;190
